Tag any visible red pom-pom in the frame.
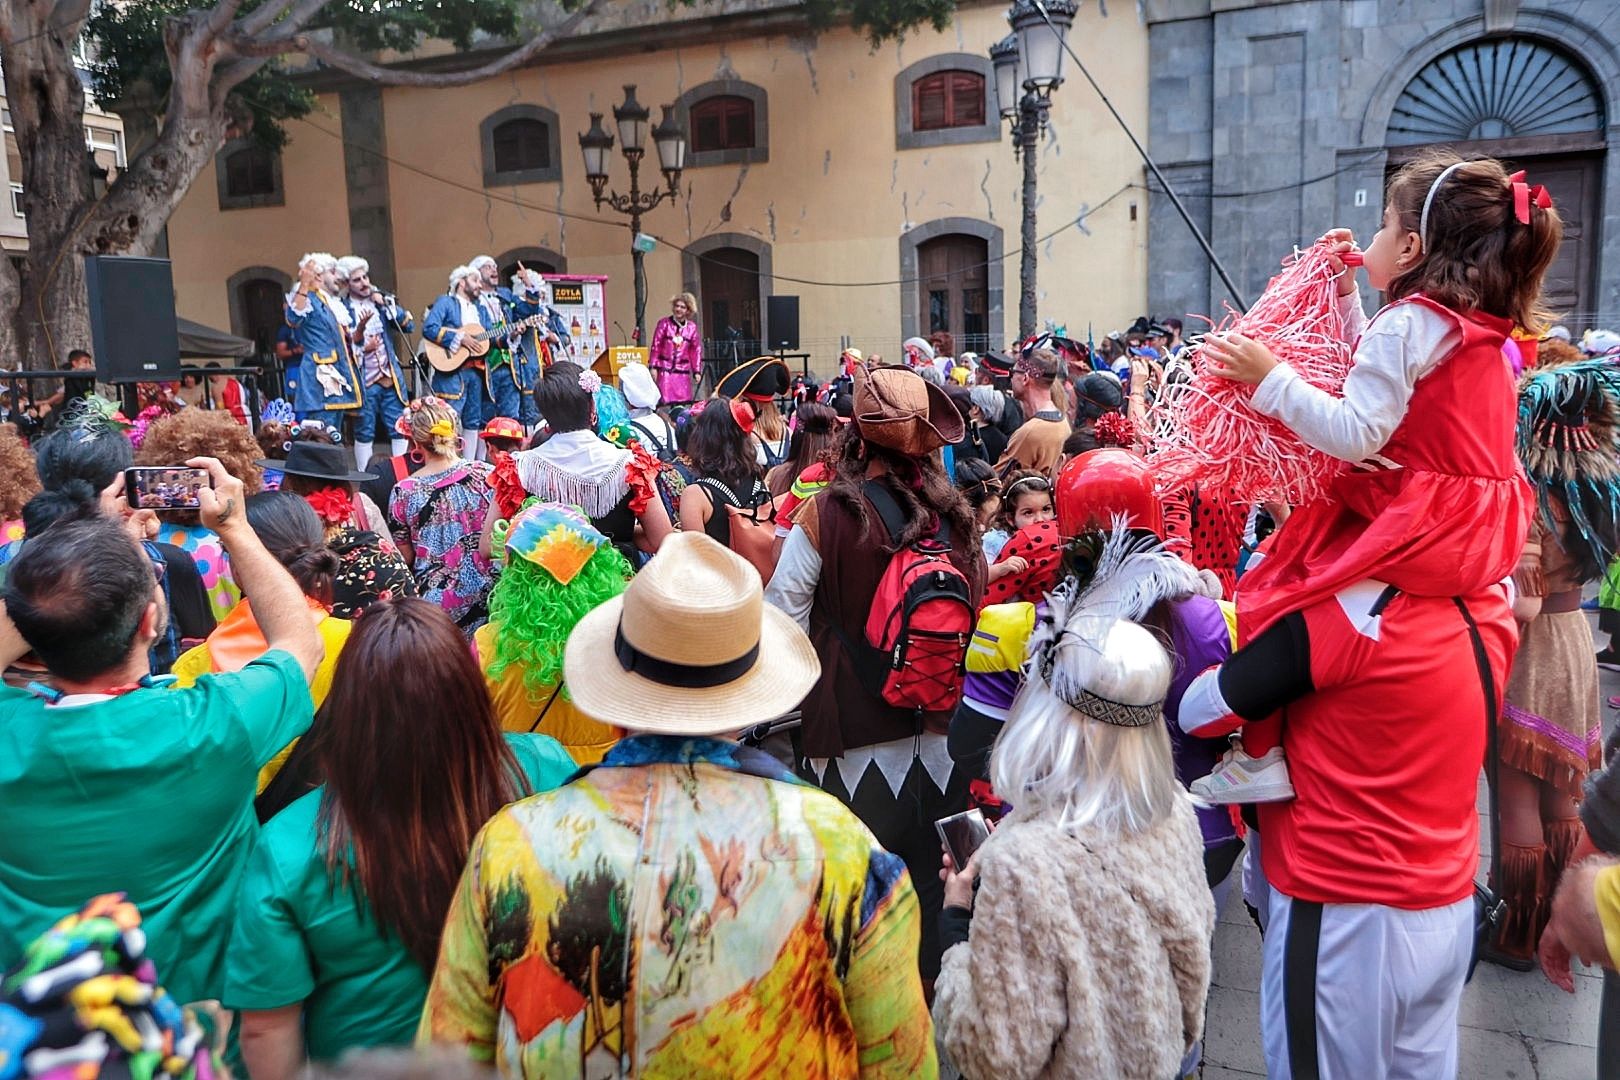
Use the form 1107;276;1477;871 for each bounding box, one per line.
1145;243;1354;503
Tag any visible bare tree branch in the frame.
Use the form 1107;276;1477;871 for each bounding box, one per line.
226;0;335;54
236;1;598;86
233;0;296;39
203;0;250;37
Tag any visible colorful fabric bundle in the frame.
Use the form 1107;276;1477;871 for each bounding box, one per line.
505;502;609;584
1517;354;1620;576
1145;243;1355;503
0;894;223;1080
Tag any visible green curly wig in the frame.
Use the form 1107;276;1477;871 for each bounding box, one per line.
486;542;635;699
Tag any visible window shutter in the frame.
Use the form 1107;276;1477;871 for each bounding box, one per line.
915;74;949;130
951;73;985;126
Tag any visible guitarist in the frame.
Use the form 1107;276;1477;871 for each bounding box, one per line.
285;252;364;426
338;255;413;471
471;254;526;429
423;264;497;437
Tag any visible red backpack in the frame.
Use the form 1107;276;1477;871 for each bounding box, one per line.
847;481;976;716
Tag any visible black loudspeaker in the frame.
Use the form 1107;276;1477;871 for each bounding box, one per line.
766;295;800;351
84;255;181;383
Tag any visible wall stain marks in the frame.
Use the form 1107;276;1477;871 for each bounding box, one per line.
786;32;820;93
823;150;831;176
709;164;751;230
980;159;995;221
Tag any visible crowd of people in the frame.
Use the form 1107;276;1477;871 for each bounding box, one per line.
4;147;1620;1080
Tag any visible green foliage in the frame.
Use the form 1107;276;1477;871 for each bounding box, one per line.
84;0;957;150
806;0;957;44
84;0;534;149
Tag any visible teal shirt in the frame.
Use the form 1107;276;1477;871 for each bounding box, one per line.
223;733;578;1061
0;650;314;1005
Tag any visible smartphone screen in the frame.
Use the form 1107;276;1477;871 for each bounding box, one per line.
935;808;990;871
125;467;211;510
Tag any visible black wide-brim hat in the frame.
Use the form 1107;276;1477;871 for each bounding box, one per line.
257;441;371;483
717;356;791;402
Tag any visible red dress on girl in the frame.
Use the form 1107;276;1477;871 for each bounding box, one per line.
1237;294;1533;643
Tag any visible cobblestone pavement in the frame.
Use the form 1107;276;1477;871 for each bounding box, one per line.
1201;614;1615;1080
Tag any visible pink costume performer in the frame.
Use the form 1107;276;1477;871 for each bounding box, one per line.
650;297;702;405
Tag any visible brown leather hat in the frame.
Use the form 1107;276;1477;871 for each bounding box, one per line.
852;362;965;455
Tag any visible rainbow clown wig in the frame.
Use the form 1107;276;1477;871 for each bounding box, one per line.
487;500;634;698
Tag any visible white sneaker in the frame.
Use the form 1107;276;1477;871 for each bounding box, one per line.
1190;743;1295;804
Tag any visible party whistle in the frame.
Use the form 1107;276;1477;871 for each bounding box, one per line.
1339;251;1364;266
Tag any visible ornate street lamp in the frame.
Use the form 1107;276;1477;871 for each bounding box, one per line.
579;86;687;342
992;0;1078;341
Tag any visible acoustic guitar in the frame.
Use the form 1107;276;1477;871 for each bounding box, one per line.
423;314;549;373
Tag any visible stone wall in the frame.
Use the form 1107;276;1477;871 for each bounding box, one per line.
1145;0;1620;329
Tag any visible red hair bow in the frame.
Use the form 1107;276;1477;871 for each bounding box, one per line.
1508;170;1553;225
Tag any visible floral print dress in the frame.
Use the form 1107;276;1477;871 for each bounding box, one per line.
388;461;496;633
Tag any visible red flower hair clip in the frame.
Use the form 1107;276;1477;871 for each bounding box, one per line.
305;486;354;526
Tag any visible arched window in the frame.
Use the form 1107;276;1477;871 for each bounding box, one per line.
491;117;552;174
480;105;562;187
216;140;283;209
690;96;756;153
912;71;986;132
674;82;769;167
895;56;997;149
1387;39;1604;146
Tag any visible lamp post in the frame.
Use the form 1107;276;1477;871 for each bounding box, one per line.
990;0;1076;343
578;86;687;343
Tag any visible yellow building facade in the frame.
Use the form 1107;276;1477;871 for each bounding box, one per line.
166;0;1149;377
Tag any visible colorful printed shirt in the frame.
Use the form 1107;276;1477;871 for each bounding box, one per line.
388;461;497;633
419;735;938;1078
156;521;241;622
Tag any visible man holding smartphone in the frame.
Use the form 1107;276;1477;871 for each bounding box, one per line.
0;456;323;1009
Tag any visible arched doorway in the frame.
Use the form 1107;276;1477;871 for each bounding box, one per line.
226;266;293;360
697;247;762;359
238;280;285;357
917;234;990;354
495;245;566;287
1385;38;1606;323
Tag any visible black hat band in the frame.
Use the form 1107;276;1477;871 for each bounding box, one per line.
614;621;760;688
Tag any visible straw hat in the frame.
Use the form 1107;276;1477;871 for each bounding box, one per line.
563;531;819;735
852;362;964;456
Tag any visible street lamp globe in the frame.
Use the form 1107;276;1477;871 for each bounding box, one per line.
578;112;614;202
652;105;688;194
1008;0;1077;95
614;85;651;155
989;34;1022;123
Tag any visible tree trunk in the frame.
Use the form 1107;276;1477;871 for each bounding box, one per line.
1;0;98;372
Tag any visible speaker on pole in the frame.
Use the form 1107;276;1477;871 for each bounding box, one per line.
766;295;800;351
84;255;181;384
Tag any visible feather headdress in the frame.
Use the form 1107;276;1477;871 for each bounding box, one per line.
1025;524;1202;726
1516;355;1620;578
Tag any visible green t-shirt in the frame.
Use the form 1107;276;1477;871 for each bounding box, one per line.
0;650;314;1005
223;733;578;1061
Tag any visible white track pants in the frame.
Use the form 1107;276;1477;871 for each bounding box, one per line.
1261;879;1473;1080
